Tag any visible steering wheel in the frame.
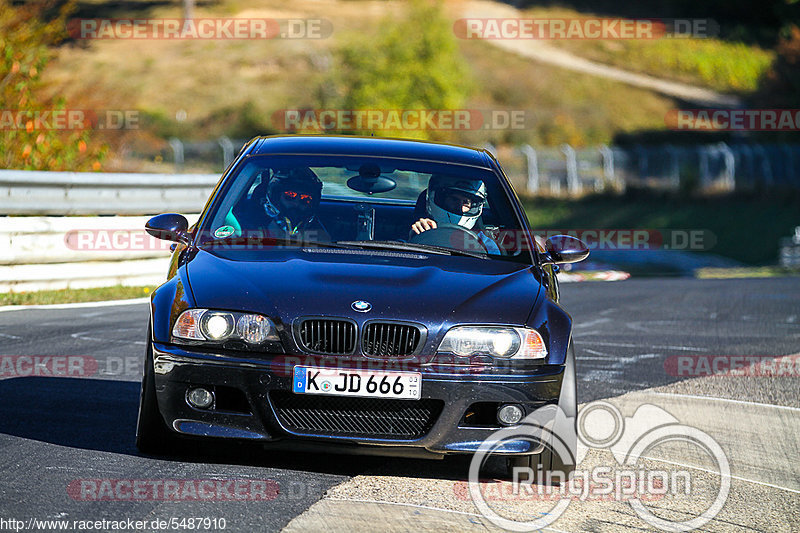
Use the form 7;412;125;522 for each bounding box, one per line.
409;223;488;253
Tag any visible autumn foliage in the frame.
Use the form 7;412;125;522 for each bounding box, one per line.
0;0;106;170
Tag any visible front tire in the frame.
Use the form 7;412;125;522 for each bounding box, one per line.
506;341;578;484
135;330;179;455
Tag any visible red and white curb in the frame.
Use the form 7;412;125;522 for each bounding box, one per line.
557;270;631;283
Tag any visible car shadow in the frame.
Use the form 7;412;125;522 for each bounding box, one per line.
0;376;475;481
0;377;141;455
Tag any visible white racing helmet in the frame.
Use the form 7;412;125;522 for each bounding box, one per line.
426;175;487;230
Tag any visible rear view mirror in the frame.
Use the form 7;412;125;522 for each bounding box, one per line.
146;213;190;243
542;235;589;264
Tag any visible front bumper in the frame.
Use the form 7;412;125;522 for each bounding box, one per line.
151;342;565;458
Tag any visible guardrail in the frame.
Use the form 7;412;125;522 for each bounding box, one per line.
0;214;200;292
0;170;219;215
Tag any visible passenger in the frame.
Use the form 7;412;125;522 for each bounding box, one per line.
410;174;500;253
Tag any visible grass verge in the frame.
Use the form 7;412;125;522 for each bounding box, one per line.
695;267;800;279
522;192;800;265
0;285;154;306
519;6;775;94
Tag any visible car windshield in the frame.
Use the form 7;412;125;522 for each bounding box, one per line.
198;154;532;263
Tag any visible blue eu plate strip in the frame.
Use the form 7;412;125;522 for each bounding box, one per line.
293;366;307;393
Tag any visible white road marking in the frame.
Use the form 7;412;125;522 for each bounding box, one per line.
649;391;800;412
0;332;22;340
634;455;800;495
582;369;623;380
70;330;146;346
582;348;611;356
0;297;149;313
577;340;709;352
325;498;485;518
574;318;612;329
581;352;662;381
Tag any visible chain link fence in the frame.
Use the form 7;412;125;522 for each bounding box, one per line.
158;138;800;196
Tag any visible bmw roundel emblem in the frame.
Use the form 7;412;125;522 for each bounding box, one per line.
352;300;372;312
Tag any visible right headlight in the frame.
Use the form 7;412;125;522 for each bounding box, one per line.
437;326;547;360
172;309;279;345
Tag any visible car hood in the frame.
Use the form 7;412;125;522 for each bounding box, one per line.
185;248;542;329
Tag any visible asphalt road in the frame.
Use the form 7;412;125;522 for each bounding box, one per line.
0;276;798;532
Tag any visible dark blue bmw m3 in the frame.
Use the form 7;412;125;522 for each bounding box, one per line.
137;135;588;479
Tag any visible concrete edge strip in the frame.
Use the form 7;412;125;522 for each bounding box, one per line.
324;497;487;518
295;498;574;533
649;391;800;412
0;297;150;313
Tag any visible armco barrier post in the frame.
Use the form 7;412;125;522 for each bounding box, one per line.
520;144;539;195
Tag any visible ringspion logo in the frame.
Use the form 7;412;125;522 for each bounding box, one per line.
468;401;730;531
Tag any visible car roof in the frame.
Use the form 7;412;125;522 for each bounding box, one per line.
246;135;494;168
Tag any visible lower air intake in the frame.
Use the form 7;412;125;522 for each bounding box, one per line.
270;391;442;439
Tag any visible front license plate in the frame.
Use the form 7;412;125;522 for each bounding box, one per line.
292;366;421;400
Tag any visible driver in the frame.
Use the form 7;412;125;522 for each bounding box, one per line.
410;174;500;252
261;166;329;241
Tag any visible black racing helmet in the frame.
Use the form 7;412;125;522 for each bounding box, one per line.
263;166;323;234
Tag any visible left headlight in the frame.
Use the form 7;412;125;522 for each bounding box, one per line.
172;309;279;345
437;326;547;360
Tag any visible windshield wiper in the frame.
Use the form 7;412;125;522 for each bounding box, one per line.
199;235;352;250
335;240;488;259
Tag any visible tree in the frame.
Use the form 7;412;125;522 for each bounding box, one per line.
332;0;472;140
0;0;106;170
756;25;800;108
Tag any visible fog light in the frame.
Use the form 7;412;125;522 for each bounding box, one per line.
497;404;524;426
187;387;214;409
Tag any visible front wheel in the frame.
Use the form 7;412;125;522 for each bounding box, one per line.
135;330;179;455
506;341;578;484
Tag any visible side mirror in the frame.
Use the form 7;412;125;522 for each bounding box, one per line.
145;213;190;243
542;235;589;264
